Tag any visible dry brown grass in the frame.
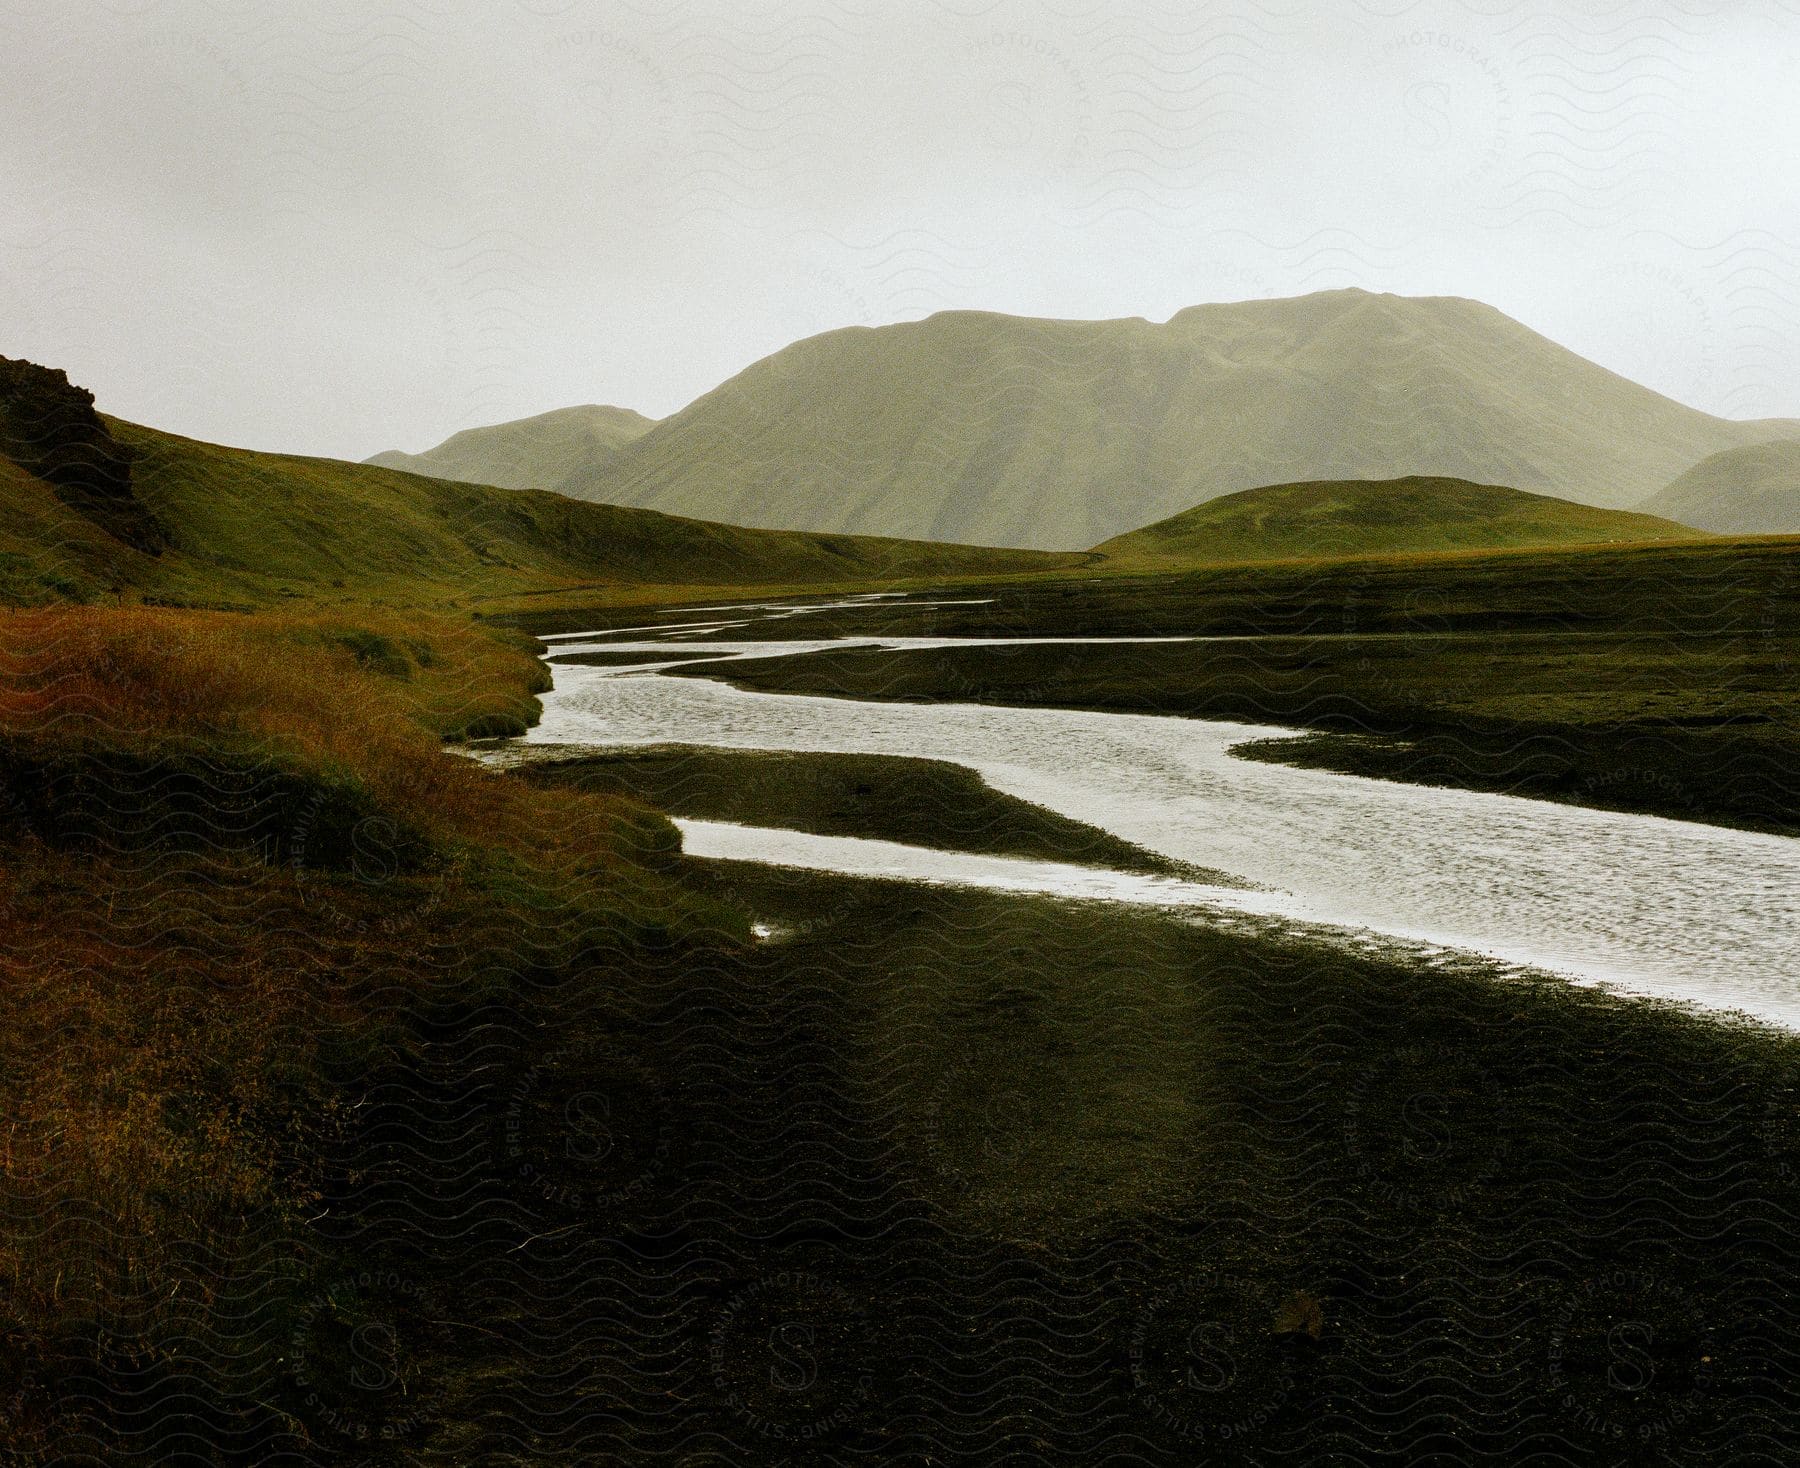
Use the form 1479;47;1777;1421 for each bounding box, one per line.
0;603;712;1445
3;603;532;756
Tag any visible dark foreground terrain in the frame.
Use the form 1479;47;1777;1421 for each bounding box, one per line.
13;674;1800;1463
275;855;1800;1465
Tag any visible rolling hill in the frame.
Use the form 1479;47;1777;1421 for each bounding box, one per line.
367;403;658;492
1638;441;1800;535
558;289;1799;550
0;354;1072;607
1095;476;1704;565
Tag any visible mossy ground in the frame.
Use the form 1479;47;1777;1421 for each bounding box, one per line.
516;744;1189;873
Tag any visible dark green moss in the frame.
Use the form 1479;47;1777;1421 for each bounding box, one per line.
0;354;166;554
445;709;534;740
390;856;1800;1465
519;745;1196;875
330;628;416;678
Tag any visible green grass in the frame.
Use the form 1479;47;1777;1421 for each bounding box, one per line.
0;453;149;602
517;745;1195;874
1094;475;1704;565
118;417;1075;606
0;412;1077;610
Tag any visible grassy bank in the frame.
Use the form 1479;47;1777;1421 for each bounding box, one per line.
513;744;1189;874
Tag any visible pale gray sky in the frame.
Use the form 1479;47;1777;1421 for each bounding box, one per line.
4;0;1798;460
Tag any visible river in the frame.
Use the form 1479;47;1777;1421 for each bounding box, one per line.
511;597;1800;1029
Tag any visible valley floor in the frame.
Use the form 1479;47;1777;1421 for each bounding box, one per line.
604;540;1798;835
4;532;1797;1463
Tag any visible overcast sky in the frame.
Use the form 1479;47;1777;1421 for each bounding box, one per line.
4;0;1799;460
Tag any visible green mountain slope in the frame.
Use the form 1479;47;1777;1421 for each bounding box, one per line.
1638;441;1800;534
1093;476;1706;565
563;289;1799;550
0;452;151;602
0;360;1073;607
366;403;658;491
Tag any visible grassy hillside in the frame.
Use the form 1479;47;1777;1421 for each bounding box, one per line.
366;402;658;491
1640;440;1800;534
0;600;728;1458
1095;475;1704;564
564;289;1800;549
0;451;151;602
0;411;1073;608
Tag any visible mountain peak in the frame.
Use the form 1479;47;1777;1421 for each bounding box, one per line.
1164;286;1497;328
365;402;659;492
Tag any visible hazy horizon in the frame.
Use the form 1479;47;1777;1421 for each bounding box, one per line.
5;1;1799;460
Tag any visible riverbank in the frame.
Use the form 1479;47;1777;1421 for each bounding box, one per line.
0;603;730;1459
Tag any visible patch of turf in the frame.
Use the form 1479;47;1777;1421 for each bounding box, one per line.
517;744;1193;874
550;646;739;666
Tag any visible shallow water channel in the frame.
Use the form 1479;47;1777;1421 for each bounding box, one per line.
510;595;1800;1029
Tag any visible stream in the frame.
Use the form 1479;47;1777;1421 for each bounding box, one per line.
508;595;1800;1029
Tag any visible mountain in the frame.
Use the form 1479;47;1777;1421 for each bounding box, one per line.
367;404;658;492
0;356;1070;606
559;289;1800;550
1638;441;1800;535
1094;476;1704;565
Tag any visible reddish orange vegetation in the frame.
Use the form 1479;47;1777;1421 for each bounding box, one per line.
0;604;675;855
2;602;518;766
0;605;711;1432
